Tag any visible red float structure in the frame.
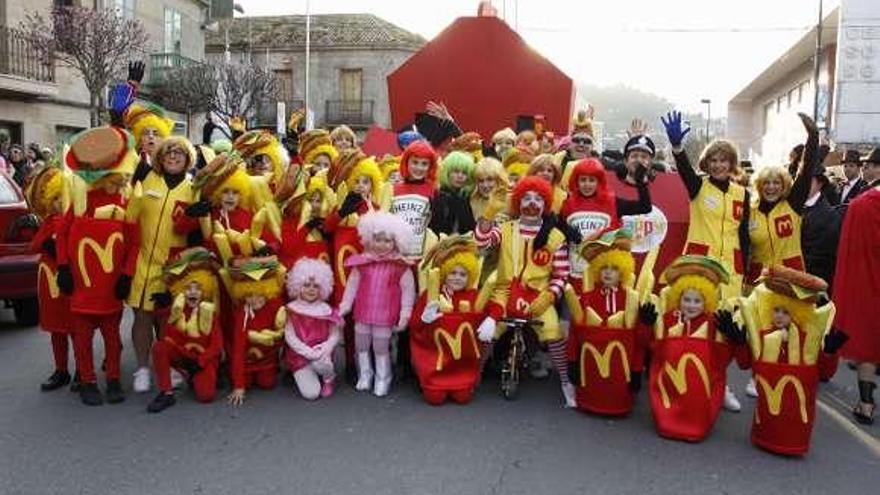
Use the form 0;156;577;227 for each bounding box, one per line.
387;8;574;139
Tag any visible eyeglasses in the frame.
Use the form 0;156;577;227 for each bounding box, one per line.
166;148;187;157
572;137;593;145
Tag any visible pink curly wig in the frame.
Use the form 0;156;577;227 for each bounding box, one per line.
356;211;412;252
286;257;334;301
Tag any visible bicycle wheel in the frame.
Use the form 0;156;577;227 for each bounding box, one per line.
501;339;521;400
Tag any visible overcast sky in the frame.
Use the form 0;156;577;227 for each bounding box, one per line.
237;0;838;116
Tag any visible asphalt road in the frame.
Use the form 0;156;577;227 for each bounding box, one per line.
1;309;879;495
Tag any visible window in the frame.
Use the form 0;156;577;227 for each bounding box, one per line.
55;125;85;145
340;69;363;111
113;0;135;19
164;8;182;54
53;0;75;7
763;103;773;135
776;97;782;113
274;69;293;101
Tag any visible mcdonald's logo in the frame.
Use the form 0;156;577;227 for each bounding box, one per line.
658;353;711;409
434;323;480;371
77;232;123;287
38;262;60;299
335;244;358;287
774;214;794;238
515;297;530;314
532;248;551;266
182;342;205;354
755;374;808;424
579;340;630;388
732;200;744;221
247;348;265;361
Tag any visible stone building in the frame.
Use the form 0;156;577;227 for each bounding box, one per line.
0;0;215;147
205;14;425;131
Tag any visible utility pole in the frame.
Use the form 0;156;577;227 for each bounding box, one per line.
812;0;824;123
701;98;712;140
304;0;311;130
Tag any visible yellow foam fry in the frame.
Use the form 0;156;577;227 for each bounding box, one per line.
635;246;659;295
426;268;440;303
564;284;584;326
213;233;234;265
624;288;639;329
379;182;393;211
787;324;802;366
691;321;709;340
606;311;625;329
802;303;834;365
585;306;603;327
198;302;215;335
274;306;287;333
761;330;783;363
740;291;763;359
474;270;496;313
667;322;683;338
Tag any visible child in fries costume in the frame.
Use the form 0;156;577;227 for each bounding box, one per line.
380;140;439;259
56;126;141;406
147;248;222;413
564;229;651;416
223;255;287;406
339;211;416;397
647;255;748;441
410;236;492;405
475;176;576;407
733;266;847;455
25;163;75;391
277;171;332;270
284;258;342;400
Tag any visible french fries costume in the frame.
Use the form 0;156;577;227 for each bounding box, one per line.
410;236;487;405
648;255;743;442
564;229;644;416
739;266;839;456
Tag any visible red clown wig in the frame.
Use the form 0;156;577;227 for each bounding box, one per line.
399;141;439;184
510;176;553;218
567;158;613;206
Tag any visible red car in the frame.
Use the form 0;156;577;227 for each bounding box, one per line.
0;172;39;326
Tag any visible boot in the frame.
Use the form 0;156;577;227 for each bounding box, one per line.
40;370;71;392
355;352;373;391
373;354;392;397
147;392;176;413
854;380;876;425
79;383;104;406
105;379;125;404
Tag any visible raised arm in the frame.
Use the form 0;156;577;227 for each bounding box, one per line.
662;111;702;199
788;113;819;215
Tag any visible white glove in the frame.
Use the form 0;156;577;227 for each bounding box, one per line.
477;316;497;343
421;301;443;324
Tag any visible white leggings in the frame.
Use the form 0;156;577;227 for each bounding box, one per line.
354;323;392;356
293;358;336;400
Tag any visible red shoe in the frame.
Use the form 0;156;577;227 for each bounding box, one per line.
320;378;336;398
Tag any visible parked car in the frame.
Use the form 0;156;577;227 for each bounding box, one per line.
0;172;39;326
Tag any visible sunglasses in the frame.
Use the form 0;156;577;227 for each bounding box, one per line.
572;137;593;145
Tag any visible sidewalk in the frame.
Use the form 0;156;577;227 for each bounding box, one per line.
819;362;880;440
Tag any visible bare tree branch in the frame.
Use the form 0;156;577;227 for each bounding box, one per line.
21;6;148;126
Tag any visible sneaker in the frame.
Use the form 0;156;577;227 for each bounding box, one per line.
105;379;125;404
133;367;151;393
562;382;577;408
320;378;336;398
745;378;758;398
723;385;741;412
170;369;185;390
79;383;104;406
146;392;176;413
40;370;71;392
529;355;550;379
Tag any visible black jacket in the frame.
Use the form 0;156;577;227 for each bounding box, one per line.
429;187;475;235
840;178;868;204
801;195;842;292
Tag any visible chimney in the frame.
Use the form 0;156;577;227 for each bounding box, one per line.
477;1;498;17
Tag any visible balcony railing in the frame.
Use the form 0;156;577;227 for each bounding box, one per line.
250;99;306;129
325;99;374;126
148;52;200;85
0;26;55;83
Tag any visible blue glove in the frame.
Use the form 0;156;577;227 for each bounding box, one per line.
109;82;136;123
661;111;690;148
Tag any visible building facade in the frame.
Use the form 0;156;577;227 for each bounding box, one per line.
0;0;214;147
205;14;425;131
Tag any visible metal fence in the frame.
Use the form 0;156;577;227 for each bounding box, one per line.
325;99;374;126
148;52;200;85
0;26;55;83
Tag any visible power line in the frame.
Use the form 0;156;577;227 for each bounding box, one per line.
521;25;833;33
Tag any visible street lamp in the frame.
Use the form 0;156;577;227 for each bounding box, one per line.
701;98;711;139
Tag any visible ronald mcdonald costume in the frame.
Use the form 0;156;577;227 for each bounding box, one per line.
24;162;74;391
735;266;846;455
475;176;575;406
647;255;747;442
148;247;223;412
224;255;287;404
564;229;649;416
410;236;490;405
56;126;140;406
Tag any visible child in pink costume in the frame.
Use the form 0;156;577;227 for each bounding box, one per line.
284;258;342;400
339;211;415;396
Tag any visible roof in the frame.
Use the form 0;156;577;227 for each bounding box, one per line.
205;13;426;52
730;7;839;103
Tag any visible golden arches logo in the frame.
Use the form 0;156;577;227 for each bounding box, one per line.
38;262;60;299
434;323;480;371
532;248;551;266
658;353;711;409
183;342;205;354
76;232;123;287
755;374;808;424
335;244;358;287
579;340;630;387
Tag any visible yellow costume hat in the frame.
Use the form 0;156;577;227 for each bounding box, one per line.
582;229;636;288
234;130;289;184
299;129;339;166
124;103;175;146
226;255;286;302
163;247;220;300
